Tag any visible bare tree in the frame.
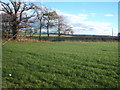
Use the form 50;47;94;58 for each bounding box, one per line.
34;4;45;40
56;15;66;37
43;9;58;37
0;0;35;40
64;24;73;35
20;14;35;37
0;13;12;38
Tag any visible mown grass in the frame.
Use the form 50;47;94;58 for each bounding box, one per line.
2;42;119;88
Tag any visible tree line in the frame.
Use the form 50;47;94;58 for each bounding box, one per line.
0;0;73;40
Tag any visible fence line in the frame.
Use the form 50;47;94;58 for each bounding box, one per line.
2;33;17;47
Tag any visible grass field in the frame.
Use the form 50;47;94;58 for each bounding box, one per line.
2;42;119;88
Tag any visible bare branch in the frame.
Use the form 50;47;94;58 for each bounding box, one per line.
0;1;13;15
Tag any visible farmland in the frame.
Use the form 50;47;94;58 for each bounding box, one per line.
2;42;118;88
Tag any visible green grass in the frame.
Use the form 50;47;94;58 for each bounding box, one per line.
2;42;119;88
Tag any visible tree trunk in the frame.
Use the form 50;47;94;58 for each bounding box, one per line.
12;25;18;40
25;30;26;36
12;30;17;40
58;28;61;37
39;26;42;40
47;25;49;37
